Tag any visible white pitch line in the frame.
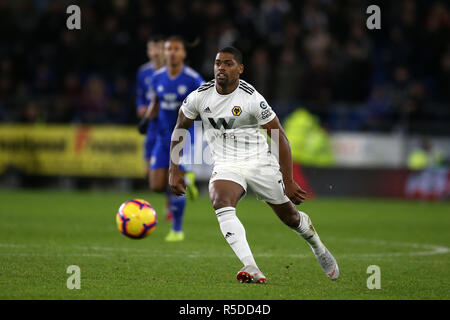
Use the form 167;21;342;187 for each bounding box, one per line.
0;238;448;260
0;252;105;257
0;244;28;248
326;237;450;258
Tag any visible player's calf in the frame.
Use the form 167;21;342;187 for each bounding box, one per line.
268;201;300;228
269;202;323;252
269;202;339;280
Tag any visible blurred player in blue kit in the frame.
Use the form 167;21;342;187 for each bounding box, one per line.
143;36;204;241
136;35;175;221
136;35;164;180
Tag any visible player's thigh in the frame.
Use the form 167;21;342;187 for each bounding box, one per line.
149;138;170;192
145;135;157;163
209;180;245;210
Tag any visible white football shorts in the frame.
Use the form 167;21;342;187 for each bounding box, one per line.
209;156;290;205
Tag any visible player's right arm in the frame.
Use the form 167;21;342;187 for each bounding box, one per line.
262;116;307;205
168;108;195;195
251;91;306;204
144;93;159;120
136;70;147;118
137;105;147;118
138;93;159;134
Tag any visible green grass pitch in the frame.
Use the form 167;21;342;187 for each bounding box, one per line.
0;189;449;300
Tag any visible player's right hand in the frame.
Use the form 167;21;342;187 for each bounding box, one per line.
284;179;307;205
169;167;187;196
138;117;149;134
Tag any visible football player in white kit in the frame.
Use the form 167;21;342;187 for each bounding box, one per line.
168;47;339;283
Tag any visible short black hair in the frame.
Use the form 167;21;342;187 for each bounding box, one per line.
218;46;243;65
165;35;202;50
147;34;165;44
165;35;186;48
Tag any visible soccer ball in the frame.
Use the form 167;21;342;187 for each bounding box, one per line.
116;199;157;239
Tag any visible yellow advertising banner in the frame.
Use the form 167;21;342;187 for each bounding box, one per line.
0;125;147;178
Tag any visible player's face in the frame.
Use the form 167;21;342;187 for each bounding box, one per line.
214;52;243;86
164;40;186;66
147;41;164;62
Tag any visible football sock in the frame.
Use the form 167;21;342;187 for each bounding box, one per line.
165;189;172;214
291;211;325;255
169;193;186;232
215;207;258;268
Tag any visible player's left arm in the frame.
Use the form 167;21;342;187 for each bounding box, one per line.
262;117;307;205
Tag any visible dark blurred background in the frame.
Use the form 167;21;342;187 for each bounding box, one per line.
0;0;449;134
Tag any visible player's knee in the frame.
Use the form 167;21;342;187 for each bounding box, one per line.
211;197;235;211
150;182;166;193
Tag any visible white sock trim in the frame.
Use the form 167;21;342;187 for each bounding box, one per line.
292;211;325;254
215;206;235;217
297;211;310;234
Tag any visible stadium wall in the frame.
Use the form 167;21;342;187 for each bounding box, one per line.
0;125;448;199
0;124;146;178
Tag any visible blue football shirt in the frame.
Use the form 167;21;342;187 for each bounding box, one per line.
151;65;204;139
